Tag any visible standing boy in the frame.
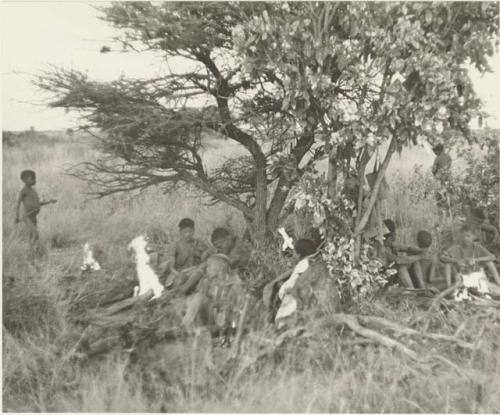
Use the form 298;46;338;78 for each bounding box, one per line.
15;170;56;251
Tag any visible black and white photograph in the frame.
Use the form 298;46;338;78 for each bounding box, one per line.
2;1;500;412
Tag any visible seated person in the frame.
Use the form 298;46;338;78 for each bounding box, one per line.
404;230;440;289
264;238;339;329
443;206;499;250
440;224;500;288
468;206;498;247
158;218;213;286
376;220;428;289
174;227;251;297
182;254;242;337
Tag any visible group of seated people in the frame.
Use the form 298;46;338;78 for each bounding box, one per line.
375;206;500;291
150;206;499;336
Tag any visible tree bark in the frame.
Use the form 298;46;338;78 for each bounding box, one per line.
354;136;397;236
327;144;338;201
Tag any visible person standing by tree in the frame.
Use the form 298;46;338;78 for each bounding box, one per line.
432;144;452;177
15;170;57;257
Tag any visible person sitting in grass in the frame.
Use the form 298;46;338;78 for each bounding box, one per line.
376;220;430;289
174;227;251;293
158;217;213;286
178;228;251;339
467;206;498;246
406;230;442;290
15;169;57;254
440;224;500;289
263;238;340;329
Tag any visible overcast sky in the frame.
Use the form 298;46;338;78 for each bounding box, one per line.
1;2;500;131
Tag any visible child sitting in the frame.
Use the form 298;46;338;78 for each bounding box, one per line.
158;218;212;286
467;207;498;247
405;230;443;290
376;220;429;289
440;224;500;289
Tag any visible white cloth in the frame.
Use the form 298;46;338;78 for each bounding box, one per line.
461;270;489;293
275;258;310;323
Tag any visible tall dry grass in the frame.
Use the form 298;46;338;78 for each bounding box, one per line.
3;133;500;412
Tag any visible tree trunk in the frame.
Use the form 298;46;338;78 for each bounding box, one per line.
354;137;397;237
327;144;338;200
353;146;372;259
253;170;268;242
266;177;291;231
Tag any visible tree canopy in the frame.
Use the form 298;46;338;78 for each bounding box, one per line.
37;1;499;240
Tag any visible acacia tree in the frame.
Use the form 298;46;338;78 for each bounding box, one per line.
37;2;498;242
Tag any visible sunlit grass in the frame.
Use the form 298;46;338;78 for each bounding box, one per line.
2;133;499;413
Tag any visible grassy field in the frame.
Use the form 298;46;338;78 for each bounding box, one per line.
2;132;500;412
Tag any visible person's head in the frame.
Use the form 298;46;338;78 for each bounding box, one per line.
416;230;433;249
211;227;233;253
293;239;317;259
470;207;486;224
432;144;444;156
20;170;36;186
178;218;195;241
460;224;476;246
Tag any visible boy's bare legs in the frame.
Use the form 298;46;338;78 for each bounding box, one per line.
444;263;455;287
410;261;426;288
24;216;41;261
397;265;414;288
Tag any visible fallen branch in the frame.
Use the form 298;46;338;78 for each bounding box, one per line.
330;313;419;361
358;315;475;350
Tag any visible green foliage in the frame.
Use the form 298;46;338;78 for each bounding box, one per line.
289;171;394;302
36;2;498;239
449;129;499;223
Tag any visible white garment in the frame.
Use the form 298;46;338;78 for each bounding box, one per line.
278;227;294;252
462;270;489;294
128;235;164;300
275;258;310;323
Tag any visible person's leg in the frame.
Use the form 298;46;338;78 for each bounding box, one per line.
484;261;500;285
24;215;40;260
182;292;204;329
409;261;426;288
397;265;414;288
445;263;453;287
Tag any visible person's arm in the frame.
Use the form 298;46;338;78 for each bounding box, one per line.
384;247;424;265
439;250;462;266
394;254;425;266
40;199;57;207
199;241;216;262
395;244;425;255
470;244;496;263
177;264;206;296
428;258;437;282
